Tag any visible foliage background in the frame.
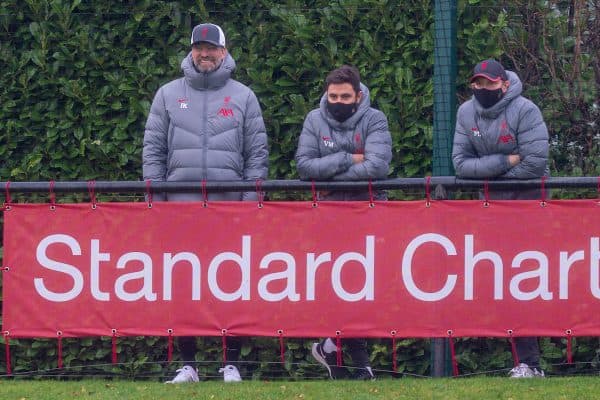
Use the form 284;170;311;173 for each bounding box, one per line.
0;0;598;378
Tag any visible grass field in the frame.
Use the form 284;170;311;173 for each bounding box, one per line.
1;377;600;400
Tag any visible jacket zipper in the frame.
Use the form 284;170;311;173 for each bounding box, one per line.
201;89;208;181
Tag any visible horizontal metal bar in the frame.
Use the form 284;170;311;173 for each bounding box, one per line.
0;177;598;194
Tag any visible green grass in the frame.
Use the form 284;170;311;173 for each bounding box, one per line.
1;378;600;400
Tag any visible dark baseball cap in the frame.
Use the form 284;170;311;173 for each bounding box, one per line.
190;23;226;47
470;59;508;82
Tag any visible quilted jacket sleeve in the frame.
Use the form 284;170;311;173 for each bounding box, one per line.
295;111;354;180
332;110;392;180
241;90;269;201
452;103;511;178
500;100;549;179
142;88;169;201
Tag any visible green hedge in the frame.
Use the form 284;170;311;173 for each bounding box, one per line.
0;0;598;378
0;0;454;185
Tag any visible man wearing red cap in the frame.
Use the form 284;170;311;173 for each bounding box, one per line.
452;59;550;378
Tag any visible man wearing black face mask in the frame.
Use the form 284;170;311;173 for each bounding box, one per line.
295;66;392;380
295;65;392;201
452;59;550;378
453;59;549;183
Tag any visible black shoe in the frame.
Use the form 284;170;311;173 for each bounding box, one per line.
351;366;375;381
311;341;346;379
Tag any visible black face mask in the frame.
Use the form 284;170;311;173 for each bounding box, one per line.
327;101;357;122
473;88;504;108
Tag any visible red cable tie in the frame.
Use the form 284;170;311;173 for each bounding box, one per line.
278;330;285;364
145;180;153;207
566;330;573;364
111;330;118;364
49;180;56;208
201;180;208;205
57;333;63;369
167;329;174;363
222;331;228;364
4;180;12;209
256;179;264;207
391;331;397;373
335;334;342;367
368;179;374;206
483;179;490;205
87;180;97;208
311;180;317;205
448;331;459;376
4;333;11;375
541;176;547;203
425;176;431;204
509;332;519;366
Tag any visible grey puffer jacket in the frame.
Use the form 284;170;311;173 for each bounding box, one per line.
452;71;550;199
295;84;392;201
143;52;268;201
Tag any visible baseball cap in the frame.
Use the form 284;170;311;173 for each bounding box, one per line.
190;23;226;47
470;59;508;82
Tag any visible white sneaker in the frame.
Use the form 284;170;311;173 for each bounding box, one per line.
165;365;199;383
219;364;242;382
509;363;534;378
532;368;545;377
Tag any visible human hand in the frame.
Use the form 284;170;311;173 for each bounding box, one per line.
508;154;521;166
352;154;365;163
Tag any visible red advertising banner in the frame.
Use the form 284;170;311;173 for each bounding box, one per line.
2;200;599;339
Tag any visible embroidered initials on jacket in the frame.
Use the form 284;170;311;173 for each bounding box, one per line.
322;136;334;148
321;132;364;151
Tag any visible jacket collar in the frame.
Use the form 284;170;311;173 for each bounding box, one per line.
181;52;236;90
473;70;523;118
319;83;371;129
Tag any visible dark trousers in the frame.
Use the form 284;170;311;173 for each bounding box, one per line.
345;338;370;367
179;336;243;367
515;337;540;368
484;191;544;370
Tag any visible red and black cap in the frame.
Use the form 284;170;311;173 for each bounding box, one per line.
190;23;226;47
470;59;508;82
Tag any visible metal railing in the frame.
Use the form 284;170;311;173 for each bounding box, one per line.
1;176;598;195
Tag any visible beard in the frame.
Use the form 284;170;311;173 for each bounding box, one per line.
194;57;222;73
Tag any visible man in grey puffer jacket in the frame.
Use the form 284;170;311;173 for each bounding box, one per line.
452;59;549;199
452;59;549;378
143;23;268;202
143;23;268;383
295;65;392;201
296;65;392;380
